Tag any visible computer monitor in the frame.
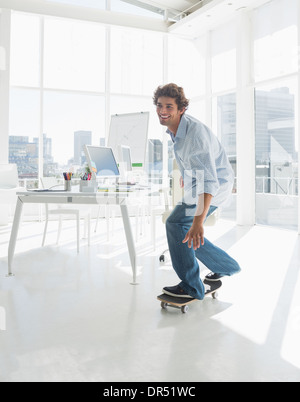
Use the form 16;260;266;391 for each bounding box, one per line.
84;145;120;178
118;145;133;172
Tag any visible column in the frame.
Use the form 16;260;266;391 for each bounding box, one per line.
236;9;256;226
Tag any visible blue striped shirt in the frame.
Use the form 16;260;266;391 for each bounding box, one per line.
167;114;234;207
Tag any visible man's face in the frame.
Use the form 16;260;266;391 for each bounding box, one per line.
156;96;184;131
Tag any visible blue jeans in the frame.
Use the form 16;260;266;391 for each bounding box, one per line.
166;203;241;300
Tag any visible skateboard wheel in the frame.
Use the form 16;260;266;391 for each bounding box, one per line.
212;291;218;299
181;305;189;314
161;302;168;309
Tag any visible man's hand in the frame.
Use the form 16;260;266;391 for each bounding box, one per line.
182;193;213;250
182;222;205;250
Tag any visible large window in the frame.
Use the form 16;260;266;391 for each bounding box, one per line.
213;93;237;187
43;92;105;175
168;35;206;99
211;22;237;221
9;11;165;186
110;27;164;176
9;88;40;181
42;17;106;175
253;0;298;83
255;80;298;230
10;13;40;88
110;27;163;96
254;0;298;230
211;93;237;221
167;35;207;177
9;13;41;184
44;18;106;92
9;13;107;184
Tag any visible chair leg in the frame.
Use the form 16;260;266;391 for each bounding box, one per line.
111;207;116;234
84;216;87;239
140;204;146;236
137;205;144;241
83;214;91;245
106;205;110;242
42;205;49;247
151;212;156;250
87;214;91;246
57;216;62;245
135;211;139;242
94;206;101;233
76;213;80;253
42;218;48;247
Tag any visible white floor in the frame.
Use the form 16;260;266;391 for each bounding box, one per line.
0;214;300;382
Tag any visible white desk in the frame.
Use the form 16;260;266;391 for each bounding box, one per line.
7;189;139;284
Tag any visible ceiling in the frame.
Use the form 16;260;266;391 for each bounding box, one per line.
169;0;271;38
0;0;210;24
120;0;207;21
0;0;271;36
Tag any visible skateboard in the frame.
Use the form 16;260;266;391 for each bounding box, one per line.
157;280;222;314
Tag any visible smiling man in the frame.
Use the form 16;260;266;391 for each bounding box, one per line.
153;83;241;300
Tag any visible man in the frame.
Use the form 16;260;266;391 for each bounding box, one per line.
153;83;241;300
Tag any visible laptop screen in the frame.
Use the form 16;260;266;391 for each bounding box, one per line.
84;146;120;177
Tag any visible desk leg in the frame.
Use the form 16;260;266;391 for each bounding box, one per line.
120;204;137;285
7;197;24;277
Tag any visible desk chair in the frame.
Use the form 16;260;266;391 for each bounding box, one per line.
0;164;24;225
94;203;117;242
40;177;91;253
94;152;147;242
94;190;147;243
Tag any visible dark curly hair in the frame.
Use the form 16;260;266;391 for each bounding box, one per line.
153;83;189;111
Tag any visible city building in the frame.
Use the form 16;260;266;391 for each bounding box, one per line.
9;133;54;179
74;130;92;165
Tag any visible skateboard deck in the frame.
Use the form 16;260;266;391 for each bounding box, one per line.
157;280;222;313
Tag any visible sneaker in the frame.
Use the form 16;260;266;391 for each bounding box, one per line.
205;272;224;282
162;285;194;299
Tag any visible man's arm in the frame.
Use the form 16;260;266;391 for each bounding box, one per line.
182;193;213;250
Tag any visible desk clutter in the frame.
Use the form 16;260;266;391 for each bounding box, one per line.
80;180;98;193
63;172;73;181
63;172;73;191
79;171;97;193
98;185;134;193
